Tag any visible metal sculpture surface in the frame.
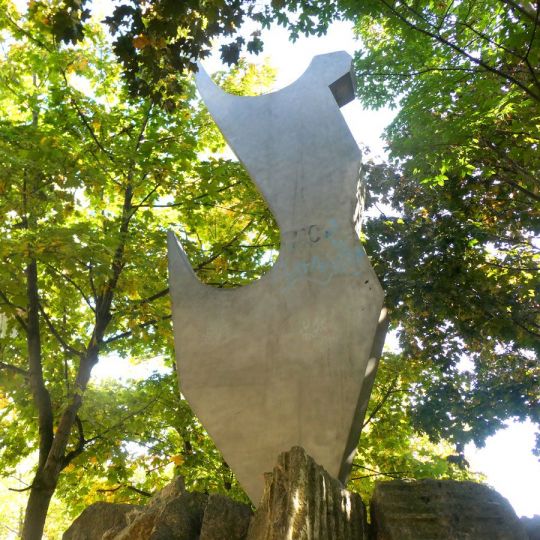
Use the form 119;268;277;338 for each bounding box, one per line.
168;51;387;504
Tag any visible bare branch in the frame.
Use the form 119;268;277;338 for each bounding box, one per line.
8;485;33;492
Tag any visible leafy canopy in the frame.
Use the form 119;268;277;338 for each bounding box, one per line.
0;5;277;535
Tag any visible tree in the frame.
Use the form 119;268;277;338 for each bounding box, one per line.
27;0;269;105
348;0;540;451
0;4;277;536
349;351;481;503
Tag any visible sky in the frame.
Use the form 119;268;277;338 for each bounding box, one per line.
11;0;540;519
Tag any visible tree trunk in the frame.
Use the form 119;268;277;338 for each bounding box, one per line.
18;108;137;536
247;446;368;540
21;474;56;540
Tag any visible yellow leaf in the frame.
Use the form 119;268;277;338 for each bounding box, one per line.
171;455;184;466
133;35;151;49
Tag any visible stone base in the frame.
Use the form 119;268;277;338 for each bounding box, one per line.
63;481;252;540
370;479;528;540
248;446;367;539
64;449;532;540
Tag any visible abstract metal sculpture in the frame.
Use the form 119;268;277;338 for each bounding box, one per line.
168;51;387;504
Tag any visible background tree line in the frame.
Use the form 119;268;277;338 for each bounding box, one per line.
0;0;538;537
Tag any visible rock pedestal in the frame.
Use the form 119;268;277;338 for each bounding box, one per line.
521;516;540;540
64;448;533;540
62;480;252;540
63;502;141;540
370;479;528;540
247;446;367;540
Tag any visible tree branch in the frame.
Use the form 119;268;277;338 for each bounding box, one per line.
103;314;171;345
362;376;400;428
22;168;55;470
0;289;28;331
131;180;161;212
44;263;95;312
62;415;86;468
351;464;410;480
135;104;153;152
132;288;170;306
3;12;52;52
61;71;116;163
498;0;538;22
457;20;524;60
26;257;55;470
9;485;33;492
523;0;540;91
96;484;152;497
377;0;540;102
137;180;243;208
0;361;29;377
85;397;160;442
87;262;98;300
38;303;83;356
359;66;484;79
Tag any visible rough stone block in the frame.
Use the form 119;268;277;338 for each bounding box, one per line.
521;515;540;540
62;502;140;540
112;492;208;540
200;493;253;540
147;476;186;508
370;479;528;540
247;446;368;539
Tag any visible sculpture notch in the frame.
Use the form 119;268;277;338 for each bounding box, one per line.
168;51;386;504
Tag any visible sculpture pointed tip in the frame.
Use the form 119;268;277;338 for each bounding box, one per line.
167;229;180;250
167;230;203;293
